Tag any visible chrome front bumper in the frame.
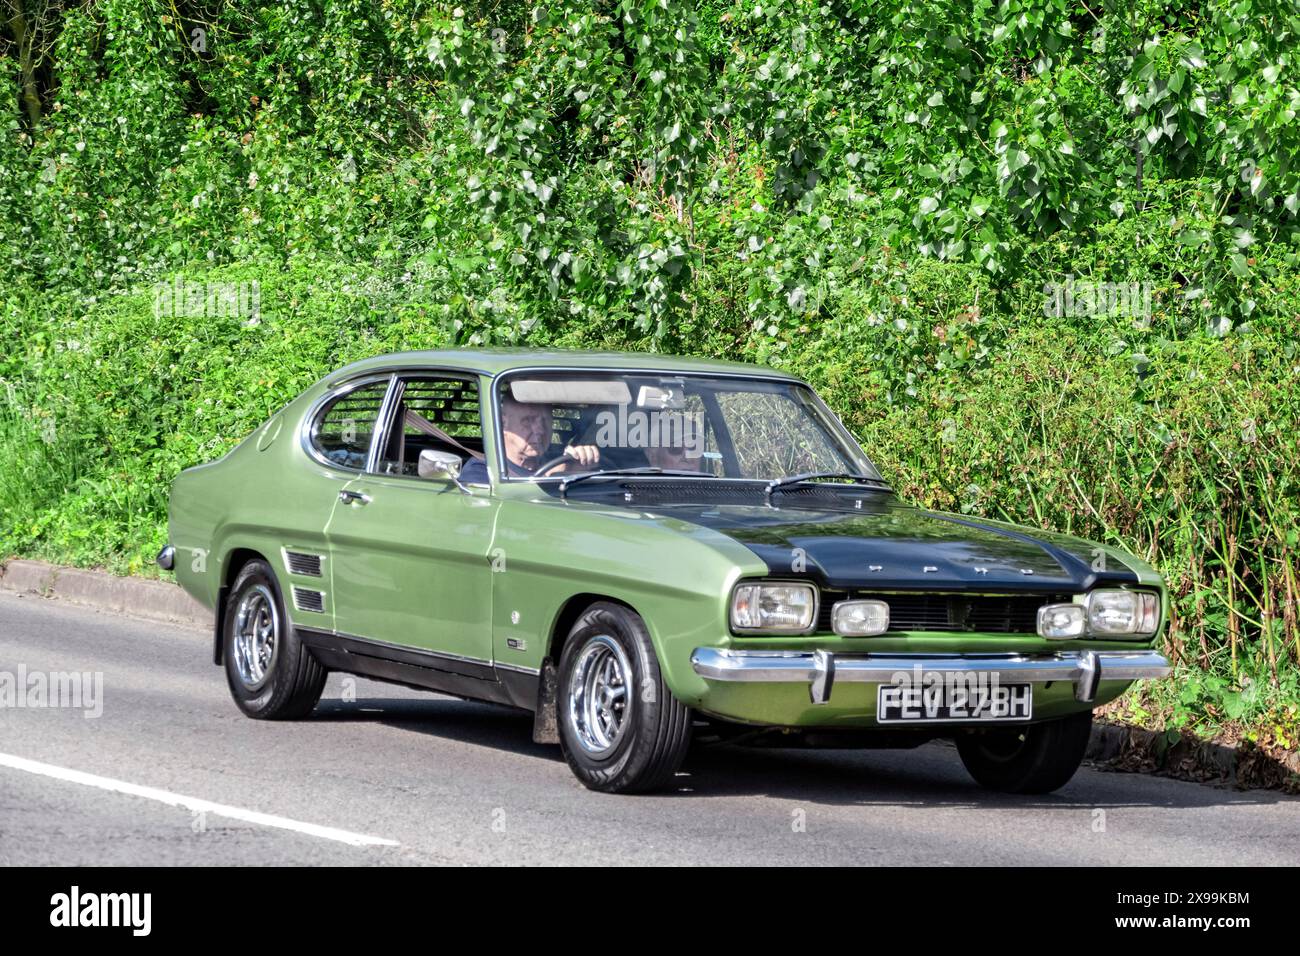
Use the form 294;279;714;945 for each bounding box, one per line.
690;647;1172;705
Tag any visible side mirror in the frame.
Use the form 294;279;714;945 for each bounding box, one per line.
418;449;463;481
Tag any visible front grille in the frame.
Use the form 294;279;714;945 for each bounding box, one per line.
816;591;1074;635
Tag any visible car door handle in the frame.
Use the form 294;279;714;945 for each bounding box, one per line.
339;490;372;506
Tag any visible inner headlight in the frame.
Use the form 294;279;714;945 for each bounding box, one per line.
1086;589;1159;637
832;599;890;636
1037;602;1086;640
731;583;816;633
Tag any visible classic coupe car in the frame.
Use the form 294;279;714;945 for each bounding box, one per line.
162;349;1171;794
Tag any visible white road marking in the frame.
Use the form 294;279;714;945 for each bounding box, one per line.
0;752;399;847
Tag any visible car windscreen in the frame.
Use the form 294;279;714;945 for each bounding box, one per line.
492;371;881;482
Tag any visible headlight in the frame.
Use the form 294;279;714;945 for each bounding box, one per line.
1037;602;1086;640
832;599;890;636
1087;589;1159;636
731;583;816;633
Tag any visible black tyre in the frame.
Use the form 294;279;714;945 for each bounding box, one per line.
223;558;327;720
557;602;692;793
956;710;1093;794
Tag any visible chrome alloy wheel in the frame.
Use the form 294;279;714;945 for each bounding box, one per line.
232;584;280;690
567;634;633;756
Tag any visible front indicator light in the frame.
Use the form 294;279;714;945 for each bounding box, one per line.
832;599;890;636
731;583;816;633
1037;602;1086;639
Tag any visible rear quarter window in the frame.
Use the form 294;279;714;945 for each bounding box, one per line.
308;380;389;470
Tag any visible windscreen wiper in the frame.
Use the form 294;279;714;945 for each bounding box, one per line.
764;471;891;501
559;467;718;500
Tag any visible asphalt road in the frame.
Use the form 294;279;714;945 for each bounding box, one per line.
1;589;1296;866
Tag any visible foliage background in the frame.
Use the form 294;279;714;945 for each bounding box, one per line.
2;0;1298;747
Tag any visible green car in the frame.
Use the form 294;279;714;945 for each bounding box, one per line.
163;349;1170;794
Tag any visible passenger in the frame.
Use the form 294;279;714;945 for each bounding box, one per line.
644;419;706;472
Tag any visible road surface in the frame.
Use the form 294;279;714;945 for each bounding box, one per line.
1;590;1295;865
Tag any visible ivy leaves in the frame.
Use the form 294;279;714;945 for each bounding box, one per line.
423;2;712;336
4;0;1300;346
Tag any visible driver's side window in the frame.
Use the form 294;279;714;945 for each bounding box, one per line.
375;375;483;478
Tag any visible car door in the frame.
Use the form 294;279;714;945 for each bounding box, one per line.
324;371;499;665
289;373;395;634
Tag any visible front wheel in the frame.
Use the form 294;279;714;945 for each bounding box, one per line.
956;711;1093;794
223;559;327;720
557;602;692;793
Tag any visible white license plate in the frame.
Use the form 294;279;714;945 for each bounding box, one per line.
876;682;1033;723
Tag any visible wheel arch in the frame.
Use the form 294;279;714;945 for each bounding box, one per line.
545;592;641;666
212;547;272;665
531;592;641;745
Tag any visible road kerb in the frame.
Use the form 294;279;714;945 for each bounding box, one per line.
0;558;210;627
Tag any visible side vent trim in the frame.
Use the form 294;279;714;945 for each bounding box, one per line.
283;549;325;577
291;587;326;614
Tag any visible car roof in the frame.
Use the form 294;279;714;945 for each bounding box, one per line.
328;348;803;382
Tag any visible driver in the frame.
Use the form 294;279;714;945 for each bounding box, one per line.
459;396;600;483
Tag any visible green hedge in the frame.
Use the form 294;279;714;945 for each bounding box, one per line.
4;2;1300;746
3;254;1298;742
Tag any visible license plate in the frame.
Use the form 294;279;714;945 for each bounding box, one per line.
876;682;1033;723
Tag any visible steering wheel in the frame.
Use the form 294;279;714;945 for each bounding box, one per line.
531;454;580;477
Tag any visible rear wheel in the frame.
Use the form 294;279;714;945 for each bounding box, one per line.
956;711;1093;794
557;602;692;793
223;559;327;719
